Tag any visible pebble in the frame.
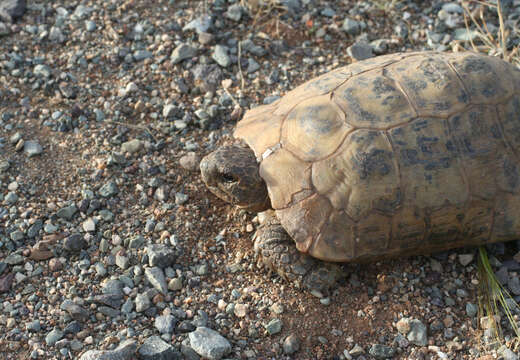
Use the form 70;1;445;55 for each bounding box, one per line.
45;328;64;346
212;45;231;67
79;339;137;360
458;253;474;266
264;318;283;335
155;314;177;334
171;43;197;64
135;293;151;312
347;41;374;61
342;18;364;35
369;344;396;359
407;319;428;346
138;336;181;360
145;267;168;294
283;334;300;354
121;139;142;154
189;327;231;360
23;140;43;156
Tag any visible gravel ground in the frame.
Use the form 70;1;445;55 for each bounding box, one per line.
2;0;520;359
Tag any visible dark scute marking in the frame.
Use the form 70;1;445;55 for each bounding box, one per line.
462;57;493;73
400;149;419;166
298;105;333;135
490;124;501;139
350;149;391;180
412;119;430;131
433;101;451;111
457;93;469;103
372;77;396;96
374;189;402;213
341;87;378;124
403;77;428;92
503;157;519;190
482;87;497;98
424;157;451;171
417;136;439;155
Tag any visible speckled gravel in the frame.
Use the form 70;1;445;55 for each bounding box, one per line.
2;0;520;359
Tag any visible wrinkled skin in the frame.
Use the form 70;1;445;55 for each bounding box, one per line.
200;144;270;212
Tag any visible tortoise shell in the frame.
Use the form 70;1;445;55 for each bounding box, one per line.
234;51;520;262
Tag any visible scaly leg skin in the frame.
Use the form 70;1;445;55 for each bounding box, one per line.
253;212;344;295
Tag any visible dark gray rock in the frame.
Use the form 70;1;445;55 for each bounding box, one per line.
146;244;176;268
155;314;177;334
61;300;90;322
369;344;395;359
63;233;87;252
0;0;26;23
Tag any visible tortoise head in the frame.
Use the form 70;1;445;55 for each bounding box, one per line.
200;144;271;212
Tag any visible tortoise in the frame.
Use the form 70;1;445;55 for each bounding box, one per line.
200;51;520;292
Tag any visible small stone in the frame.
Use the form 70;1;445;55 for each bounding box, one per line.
189;327;231;360
146;244;176;268
226;4;243;21
61;300;90;322
342;18;363;35
453;28;478;42
128;235;145;249
396;318;410;334
135;293;151;312
26;320;41;332
79;339;137;360
183;14;212;34
347;41;374;61
498;345;519;360
155;314;177;334
145;267;168;294
168;277;183;291
63;233;87;252
138;336;181;360
234;303;248;317
171;43;197;64
407;319;428;346
34;64;52;78
56;205;77;220
369;344;396;359
458;253;474;266
83;218;96;232
212;45;231;67
283;334;300;354
99;181;119;197
349;344;364;356
46;328;64;346
24;140;43;156
264;318;283;335
121;139;142;154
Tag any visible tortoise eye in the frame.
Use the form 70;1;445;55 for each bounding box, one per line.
220;173;236;183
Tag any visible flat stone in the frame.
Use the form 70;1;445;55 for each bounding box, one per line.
179;152;200;171
98;181;118;198
46;328;64;346
347;41;374;61
155;314;177;334
79;339;137;360
135;293;151;313
264;318;283;335
171;43;197;64
61;300;90;322
458;253;474;266
212;45;230;67
138;336;182;360
183;14;212;34
24;140;43;156
0;0;26;23
369;344;396;359
56;205;77;220
189;327;231;360
145;267;168;294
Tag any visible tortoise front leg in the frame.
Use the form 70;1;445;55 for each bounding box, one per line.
253;212;344;294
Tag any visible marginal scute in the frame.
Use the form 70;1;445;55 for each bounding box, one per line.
276;194;332;253
334;68;416;128
352;213;392;261
312;130;400;220
385;54;469;117
259;148;311;209
310;211;355;261
492;192;520;241
449;52;515;104
461;200;494;244
281;95;352;161
389;117;468;209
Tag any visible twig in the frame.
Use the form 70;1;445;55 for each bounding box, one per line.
223;86;240;108
105;120;157;142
